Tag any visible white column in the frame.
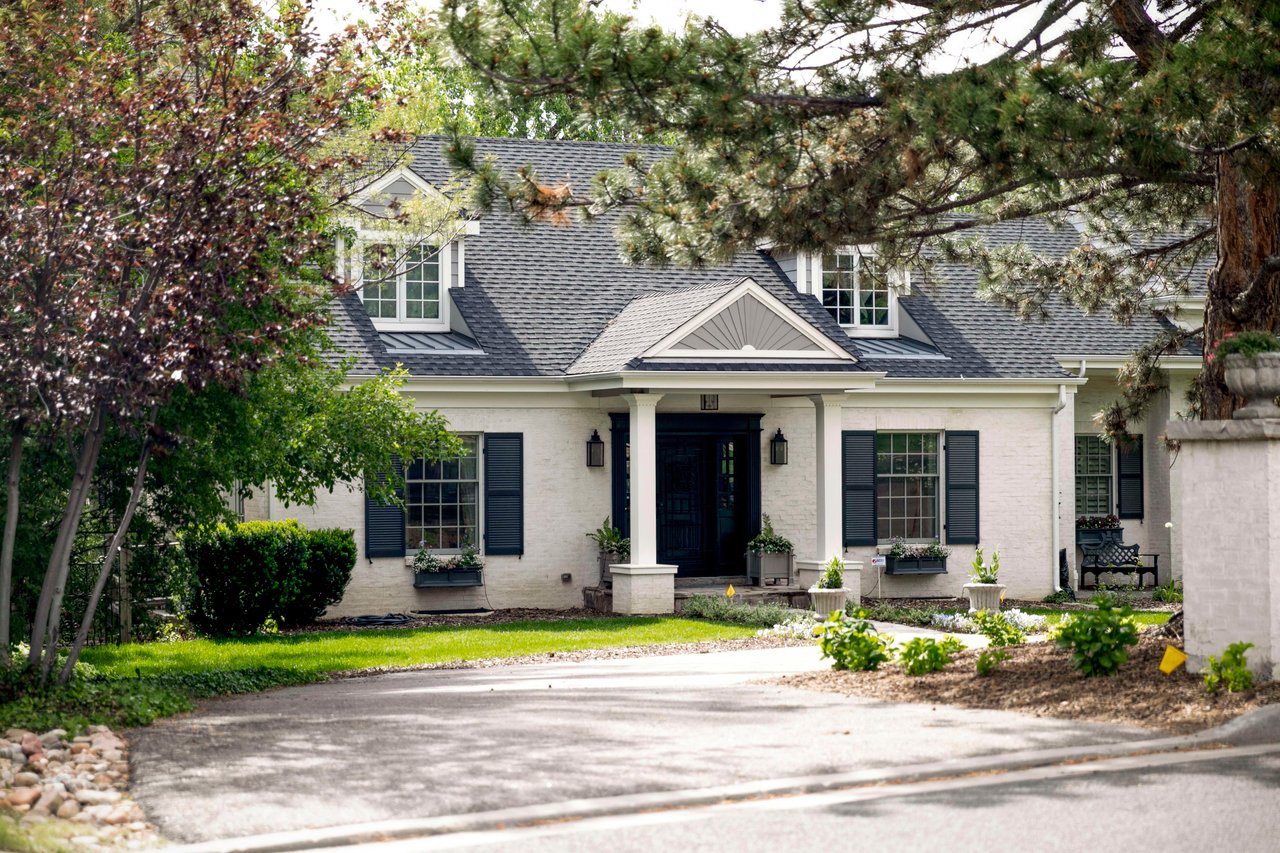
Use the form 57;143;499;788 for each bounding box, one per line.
812;394;845;562
796;394;847;591
624;393;664;565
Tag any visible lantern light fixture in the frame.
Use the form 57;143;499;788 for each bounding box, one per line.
586;429;606;468
769;428;788;465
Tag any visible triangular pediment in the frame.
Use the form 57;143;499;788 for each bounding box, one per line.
644;278;855;363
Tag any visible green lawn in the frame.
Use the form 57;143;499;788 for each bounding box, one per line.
1019;608;1171;628
81;617;757;678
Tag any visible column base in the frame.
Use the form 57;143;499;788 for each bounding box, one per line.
609;564;678;615
797;559;862;609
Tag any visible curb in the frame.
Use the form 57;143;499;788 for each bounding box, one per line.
167;705;1278;853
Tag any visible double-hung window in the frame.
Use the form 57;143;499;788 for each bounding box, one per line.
1074;436;1113;516
406;435;479;552
821;248;894;330
876;432;940;541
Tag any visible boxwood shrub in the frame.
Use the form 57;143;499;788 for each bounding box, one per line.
186;520;357;637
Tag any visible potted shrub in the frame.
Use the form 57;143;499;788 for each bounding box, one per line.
962;546;1005;613
808;555;849;616
413;542;484;588
1214;330;1280;419
1076;514;1123;546
586;517;629;587
746;514;794;586
884;538;950;575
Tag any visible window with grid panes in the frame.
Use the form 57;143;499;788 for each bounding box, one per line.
361;243;441;321
875;433;940;541
1074;435;1113;515
821;249;892;328
406;435;479;552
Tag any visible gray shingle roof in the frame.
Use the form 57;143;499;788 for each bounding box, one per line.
326;136;1200;382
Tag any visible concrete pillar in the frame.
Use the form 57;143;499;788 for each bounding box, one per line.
613;393;677;614
1166;419;1280;680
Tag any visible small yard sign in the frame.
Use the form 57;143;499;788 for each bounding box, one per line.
726;584;735;599
1159;645;1188;674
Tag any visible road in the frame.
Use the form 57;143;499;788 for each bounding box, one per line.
133;639;1132;845
335;745;1280;853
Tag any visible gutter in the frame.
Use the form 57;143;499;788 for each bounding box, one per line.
1050;382;1069;592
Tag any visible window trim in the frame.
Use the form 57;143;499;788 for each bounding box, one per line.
340;232;452;332
874;430;944;544
1074;434;1115;517
813;247;905;338
404;433;483;555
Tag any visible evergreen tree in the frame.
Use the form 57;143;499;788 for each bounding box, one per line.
441;0;1280;425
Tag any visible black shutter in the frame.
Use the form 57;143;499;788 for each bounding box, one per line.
945;431;979;545
842;431;877;546
484;433;524;556
365;455;405;558
1117;436;1144;519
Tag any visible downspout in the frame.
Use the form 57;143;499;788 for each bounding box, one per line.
1049;359;1086;592
1050;382;1068;591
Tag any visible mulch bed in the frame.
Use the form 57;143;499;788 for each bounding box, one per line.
775;630;1280;735
861;596;1181;613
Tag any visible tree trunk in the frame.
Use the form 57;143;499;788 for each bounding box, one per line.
28;408;107;678
0;424;22;668
1201;152;1280;419
59;433;152;686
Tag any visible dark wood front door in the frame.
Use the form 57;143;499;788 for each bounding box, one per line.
657;436;747;576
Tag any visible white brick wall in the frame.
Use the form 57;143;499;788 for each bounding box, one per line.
246;389;1074;614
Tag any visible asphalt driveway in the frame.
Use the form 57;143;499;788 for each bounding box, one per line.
130;643;1144;844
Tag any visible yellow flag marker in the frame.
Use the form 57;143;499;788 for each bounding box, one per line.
1160;645;1188;675
726;584;736;599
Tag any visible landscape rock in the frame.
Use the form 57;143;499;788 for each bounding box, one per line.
75;788;121;805
7;786;40;807
56;799;81;819
20;732;42;756
39;728;67;746
13;771;40;787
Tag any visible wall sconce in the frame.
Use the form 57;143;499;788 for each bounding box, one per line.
770;429;788;465
586;429;606;468
700;394;719;411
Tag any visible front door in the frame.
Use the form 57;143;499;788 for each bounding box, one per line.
657;436;747;576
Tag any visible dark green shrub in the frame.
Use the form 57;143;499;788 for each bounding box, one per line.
975;649;1010;676
186;520;308;636
819;610;894;671
898;635;965;676
972;610;1026;647
1204;642;1255;694
1052;593;1139;677
279;528;357;628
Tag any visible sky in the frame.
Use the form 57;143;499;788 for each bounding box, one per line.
310;1;784;36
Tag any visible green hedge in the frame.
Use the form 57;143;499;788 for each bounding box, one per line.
185;521;355;636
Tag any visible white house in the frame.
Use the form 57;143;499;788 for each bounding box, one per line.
243;137;1203;616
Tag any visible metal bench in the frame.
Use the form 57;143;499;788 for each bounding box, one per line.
1080;542;1158;589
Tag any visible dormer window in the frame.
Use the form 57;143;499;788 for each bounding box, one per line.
363;243;442;322
819;248;901;336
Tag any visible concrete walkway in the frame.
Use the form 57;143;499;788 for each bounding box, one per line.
133;641;1125;845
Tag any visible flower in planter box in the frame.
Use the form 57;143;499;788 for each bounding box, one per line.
1076;515;1121;530
412;548;447;573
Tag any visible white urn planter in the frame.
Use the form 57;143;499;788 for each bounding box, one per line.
809;587;849;617
1223;352;1280;419
963;583;1005;614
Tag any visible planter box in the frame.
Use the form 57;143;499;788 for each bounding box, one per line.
808;587;848;617
597;551;624;587
884;556;947;576
747;552;793;586
414;569;483;588
963;582;1005;614
1076;528;1123;547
